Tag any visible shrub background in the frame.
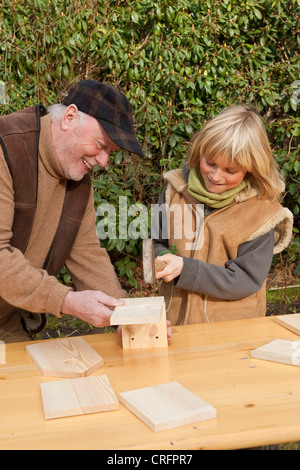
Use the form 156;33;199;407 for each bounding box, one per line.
1;0;299;285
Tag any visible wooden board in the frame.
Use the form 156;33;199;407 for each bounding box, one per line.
0;340;5;364
275;314;300;336
251;339;300;366
111;297;167;349
119;381;217;432
40;374;119;420
121;303;167;349
26;337;104;378
110;296;165;325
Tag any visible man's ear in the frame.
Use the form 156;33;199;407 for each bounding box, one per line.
61;104;79;131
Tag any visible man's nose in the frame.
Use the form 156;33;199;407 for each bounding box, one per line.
95;152;110;168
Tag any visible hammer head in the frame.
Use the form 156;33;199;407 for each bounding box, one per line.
142;239;166;284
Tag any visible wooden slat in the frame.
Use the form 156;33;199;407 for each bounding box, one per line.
0;340;5;364
251;339;300;366
110;296;165;325
275;314;300;336
119;381;217;432
121;304;168;349
110;297;168;349
41;374;119;419
26;337;104;378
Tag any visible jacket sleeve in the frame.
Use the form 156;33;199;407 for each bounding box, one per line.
64;189;127;299
176;230;274;299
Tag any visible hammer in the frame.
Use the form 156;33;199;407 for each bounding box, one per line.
142;239;167;284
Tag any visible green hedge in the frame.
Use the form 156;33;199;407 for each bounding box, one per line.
1;0;299;283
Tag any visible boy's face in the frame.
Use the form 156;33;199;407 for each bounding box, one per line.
199;155;247;194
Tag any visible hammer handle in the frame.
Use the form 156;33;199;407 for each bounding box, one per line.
155;259;167;272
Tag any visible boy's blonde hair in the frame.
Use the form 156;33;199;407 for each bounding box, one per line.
188;105;284;200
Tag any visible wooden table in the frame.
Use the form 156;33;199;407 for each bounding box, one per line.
1;316;300;450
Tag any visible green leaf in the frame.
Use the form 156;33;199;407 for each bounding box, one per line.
290;97;298;111
185;123;193;135
131;11;139;24
156;7;163;20
254;9;262;19
169;135;177;147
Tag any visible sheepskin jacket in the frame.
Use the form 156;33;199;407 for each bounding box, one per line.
159;169;294;325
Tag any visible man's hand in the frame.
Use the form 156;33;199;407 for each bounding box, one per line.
61;290;124;327
155;253;184;283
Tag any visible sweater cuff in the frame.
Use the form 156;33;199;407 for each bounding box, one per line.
46;281;72;318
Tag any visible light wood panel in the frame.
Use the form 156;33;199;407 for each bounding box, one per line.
275;314;300;336
0;340;5;364
110;296;165;324
251;339;300;366
26;337;104;377
119;381;217;432
41;374;119;419
110;297;168;349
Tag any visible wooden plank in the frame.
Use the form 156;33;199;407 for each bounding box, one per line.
251;339;300;366
110;297;168;349
40;374;119;420
120;303;168;349
119;381;217;432
275;314;300;336
110;296;165;325
0;340;5;364
26;337;104;378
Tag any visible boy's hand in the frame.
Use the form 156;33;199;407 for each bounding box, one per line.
155;253;183;282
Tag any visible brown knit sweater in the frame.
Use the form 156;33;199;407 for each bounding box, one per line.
0;115;125;340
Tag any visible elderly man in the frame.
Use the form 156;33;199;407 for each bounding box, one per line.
0;80;144;342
